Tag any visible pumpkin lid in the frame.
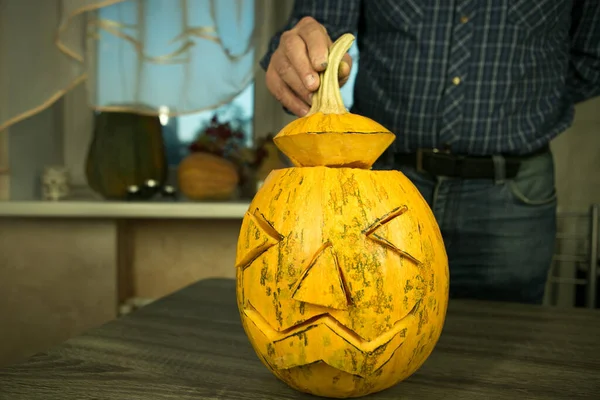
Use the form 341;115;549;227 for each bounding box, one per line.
273;33;396;169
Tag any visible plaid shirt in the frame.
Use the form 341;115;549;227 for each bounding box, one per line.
260;0;600;156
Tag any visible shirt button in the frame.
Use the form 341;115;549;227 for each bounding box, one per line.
452;76;461;85
460;15;469;24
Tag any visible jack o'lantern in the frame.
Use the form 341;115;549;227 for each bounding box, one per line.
235;34;449;398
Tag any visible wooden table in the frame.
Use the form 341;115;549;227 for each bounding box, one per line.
1;278;599;399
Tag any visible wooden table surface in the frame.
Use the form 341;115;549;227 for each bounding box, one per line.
1;278;599;400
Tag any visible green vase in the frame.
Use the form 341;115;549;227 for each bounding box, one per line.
85;111;167;200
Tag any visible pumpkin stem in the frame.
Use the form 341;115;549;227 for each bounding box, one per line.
306;33;355;116
272;32;395;169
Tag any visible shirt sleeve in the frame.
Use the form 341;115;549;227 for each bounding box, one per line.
259;0;362;71
567;0;600;104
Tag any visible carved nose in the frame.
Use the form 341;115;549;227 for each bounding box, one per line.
291;243;351;310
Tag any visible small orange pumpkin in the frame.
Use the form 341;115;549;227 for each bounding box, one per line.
236;34;449;398
178;152;239;200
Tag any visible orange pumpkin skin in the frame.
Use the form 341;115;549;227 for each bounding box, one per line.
177;152;239;200
236;167;448;398
235;34;448;398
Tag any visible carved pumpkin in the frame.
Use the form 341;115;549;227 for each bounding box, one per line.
236;34;449;398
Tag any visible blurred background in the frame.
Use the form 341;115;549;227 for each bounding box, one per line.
0;0;598;367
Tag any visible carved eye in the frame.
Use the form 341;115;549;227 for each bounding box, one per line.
363;205;422;266
236;208;283;270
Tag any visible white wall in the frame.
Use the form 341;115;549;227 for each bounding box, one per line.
553;97;600;210
8;101;64;200
548;96;600;308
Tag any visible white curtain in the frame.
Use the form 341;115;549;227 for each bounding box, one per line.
0;0;277;132
0;0;296;200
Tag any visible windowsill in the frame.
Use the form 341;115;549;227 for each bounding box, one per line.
0;199;250;219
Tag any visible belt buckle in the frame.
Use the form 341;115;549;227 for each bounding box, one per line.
415;148;440;173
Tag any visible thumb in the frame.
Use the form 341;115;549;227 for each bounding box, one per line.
338;53;353;86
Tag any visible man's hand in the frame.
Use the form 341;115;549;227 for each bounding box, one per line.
265;17;353;117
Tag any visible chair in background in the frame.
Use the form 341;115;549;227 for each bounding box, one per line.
545;204;599;309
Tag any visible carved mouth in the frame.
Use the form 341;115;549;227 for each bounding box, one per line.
245;301;418;351
243;301;420;377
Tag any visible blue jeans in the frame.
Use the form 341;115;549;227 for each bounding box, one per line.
375;150;557;305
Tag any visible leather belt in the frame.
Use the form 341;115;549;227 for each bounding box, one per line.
394;146;549;179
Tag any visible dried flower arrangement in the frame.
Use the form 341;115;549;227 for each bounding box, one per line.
179;114;283;200
188;114;268;175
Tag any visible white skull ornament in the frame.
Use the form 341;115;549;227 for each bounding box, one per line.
42;166;70;201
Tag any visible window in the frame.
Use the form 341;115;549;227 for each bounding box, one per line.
95;3;359;168
159;84;255;166
96;2;256;167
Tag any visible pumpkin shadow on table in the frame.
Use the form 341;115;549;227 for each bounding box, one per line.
396;300;542;399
